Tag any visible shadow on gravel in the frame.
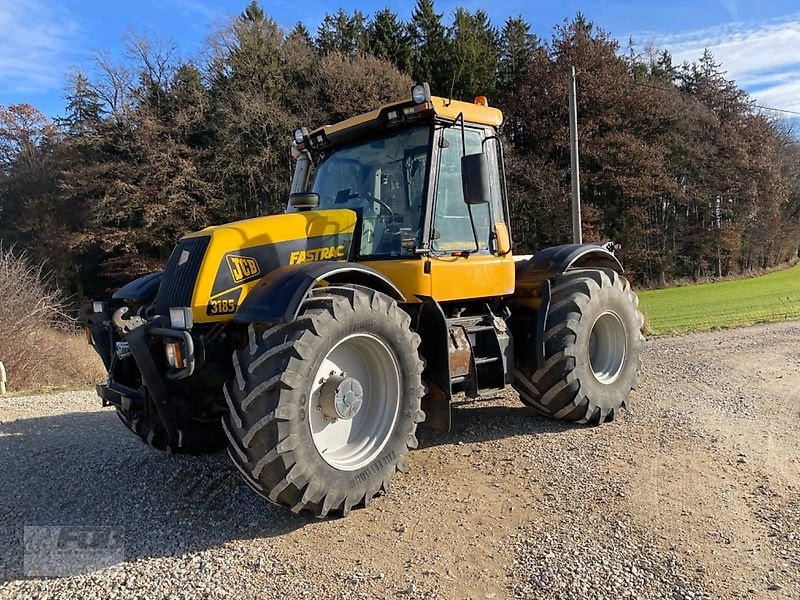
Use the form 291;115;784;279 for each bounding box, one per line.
0;410;309;581
417;395;578;450
0;394;579;581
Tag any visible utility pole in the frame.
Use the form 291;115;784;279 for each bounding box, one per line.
568;66;582;244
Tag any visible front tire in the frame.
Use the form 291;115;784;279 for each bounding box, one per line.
514;269;644;424
223;286;425;517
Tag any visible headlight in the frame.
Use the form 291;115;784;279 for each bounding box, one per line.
169;307;193;330
93;301;108;314
293;127;307;144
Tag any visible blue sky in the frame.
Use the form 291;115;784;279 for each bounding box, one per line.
2;0;800;122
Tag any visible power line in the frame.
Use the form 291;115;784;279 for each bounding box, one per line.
753;104;800;117
628;80;800;117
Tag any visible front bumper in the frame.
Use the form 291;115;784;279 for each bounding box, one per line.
96;381;144;411
82;304;201;446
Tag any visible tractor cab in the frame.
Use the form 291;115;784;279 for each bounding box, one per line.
287;84;514;303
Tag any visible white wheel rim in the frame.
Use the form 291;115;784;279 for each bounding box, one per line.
588;311;627;384
308;333;401;471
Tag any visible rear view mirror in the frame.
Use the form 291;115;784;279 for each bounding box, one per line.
289;192;320;211
461;153;490;205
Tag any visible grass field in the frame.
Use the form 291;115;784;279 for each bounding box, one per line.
637;263;800;335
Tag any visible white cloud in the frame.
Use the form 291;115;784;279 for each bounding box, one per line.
0;1;84;95
635;13;800;114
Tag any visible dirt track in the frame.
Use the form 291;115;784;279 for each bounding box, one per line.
1;323;798;599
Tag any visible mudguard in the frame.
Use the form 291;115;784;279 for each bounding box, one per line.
510;244;625;371
112;272;164;301
515;244;623;281
233;261;405;324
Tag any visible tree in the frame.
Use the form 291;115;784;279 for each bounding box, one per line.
316;9;368;56
85;52;218;283
206;2;290;218
288;22;313;47
497;17;538;101
314;52;414;125
366;8;413;73
0;104;81;291
89;50;136;127
508;15;680;277
447;9;499;100
409;0;448;92
0;104;60;238
55;74;107;295
282;23;320;123
59;73;105;136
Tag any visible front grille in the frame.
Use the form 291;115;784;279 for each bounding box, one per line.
155;236;210;315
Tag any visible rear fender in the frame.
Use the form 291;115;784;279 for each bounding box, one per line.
514;244;623;282
510;244;624;371
233;262;405;324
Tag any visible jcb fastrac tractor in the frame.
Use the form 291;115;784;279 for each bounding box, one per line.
83;84;645;517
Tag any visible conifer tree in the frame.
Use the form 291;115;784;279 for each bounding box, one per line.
409;0;448;92
447;8;499;100
59;73;105;136
366;8;413;73
497;17;538;101
316;9;368;56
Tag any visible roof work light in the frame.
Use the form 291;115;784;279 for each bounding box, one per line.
411;83;431;104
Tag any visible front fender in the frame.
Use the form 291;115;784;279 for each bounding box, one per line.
112;272;164;302
233;262;405;324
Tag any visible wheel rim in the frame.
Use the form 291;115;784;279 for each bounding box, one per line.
588;311;627;384
309;333;401;471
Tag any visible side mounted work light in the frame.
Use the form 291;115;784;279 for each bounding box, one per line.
293;127;308;145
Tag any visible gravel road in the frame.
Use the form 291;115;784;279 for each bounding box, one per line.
1;322;798;599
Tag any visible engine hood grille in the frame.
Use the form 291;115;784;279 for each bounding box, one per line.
155;236;210;315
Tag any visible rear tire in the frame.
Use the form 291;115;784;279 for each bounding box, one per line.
223;286;425;517
514;269;644;424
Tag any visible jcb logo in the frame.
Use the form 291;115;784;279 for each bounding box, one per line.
289;245;346;265
226;255;261;283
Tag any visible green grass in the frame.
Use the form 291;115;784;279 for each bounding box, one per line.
637;263;800;335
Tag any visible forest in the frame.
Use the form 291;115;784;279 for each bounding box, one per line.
1;0;798;302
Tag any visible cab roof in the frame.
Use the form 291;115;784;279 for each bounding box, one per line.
306;96;503;147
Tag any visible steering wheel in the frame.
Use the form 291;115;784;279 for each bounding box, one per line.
359;192;395;221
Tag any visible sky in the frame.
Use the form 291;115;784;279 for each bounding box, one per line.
1;0;800;123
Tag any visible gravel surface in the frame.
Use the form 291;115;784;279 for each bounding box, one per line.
1;322;798;599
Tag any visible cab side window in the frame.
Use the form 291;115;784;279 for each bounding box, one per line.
432;127;491;252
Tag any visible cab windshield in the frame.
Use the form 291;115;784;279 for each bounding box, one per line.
312;126;431;257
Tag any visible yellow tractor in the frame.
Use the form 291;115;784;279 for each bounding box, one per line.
83;84;644;517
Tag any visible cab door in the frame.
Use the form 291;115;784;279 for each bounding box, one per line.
427;124;514;302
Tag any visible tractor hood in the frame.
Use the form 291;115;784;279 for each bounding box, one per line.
156;209;357;324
